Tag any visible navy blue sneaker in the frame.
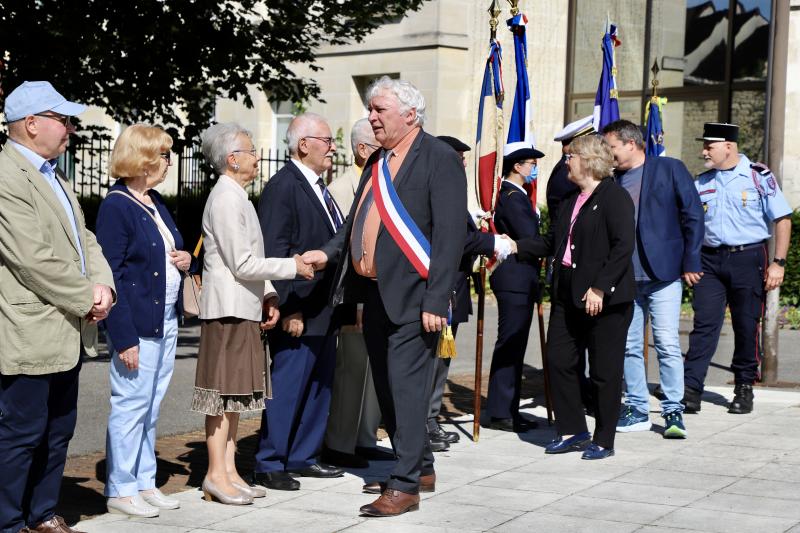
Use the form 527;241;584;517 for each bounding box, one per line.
581;443;614;460
544;431;591;454
616;405;651;433
662;411;687;439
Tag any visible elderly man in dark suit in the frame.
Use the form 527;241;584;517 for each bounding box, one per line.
252;113;346;491
303;76;466;516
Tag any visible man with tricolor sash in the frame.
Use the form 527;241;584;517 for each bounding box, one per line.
304;76;466;517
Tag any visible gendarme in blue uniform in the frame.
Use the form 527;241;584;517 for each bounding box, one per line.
685;153;792;398
697;153;791;247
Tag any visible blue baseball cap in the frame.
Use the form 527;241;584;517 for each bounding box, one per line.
4;81;86;122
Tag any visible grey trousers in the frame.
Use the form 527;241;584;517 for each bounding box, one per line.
324;329;382;453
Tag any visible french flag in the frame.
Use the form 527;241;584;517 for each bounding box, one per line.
506;12;537;212
475;39;503;224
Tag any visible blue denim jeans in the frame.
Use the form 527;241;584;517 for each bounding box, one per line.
105;305;178;497
623;280;684;415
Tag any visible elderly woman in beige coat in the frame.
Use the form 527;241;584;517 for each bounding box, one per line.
192;122;314;505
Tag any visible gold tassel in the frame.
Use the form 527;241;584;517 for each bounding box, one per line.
437;325;457;358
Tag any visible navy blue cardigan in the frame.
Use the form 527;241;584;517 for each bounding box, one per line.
96;181;186;352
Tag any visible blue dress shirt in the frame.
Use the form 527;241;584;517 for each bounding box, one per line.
696;154;792;247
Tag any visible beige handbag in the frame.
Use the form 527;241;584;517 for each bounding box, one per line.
182;237;203;318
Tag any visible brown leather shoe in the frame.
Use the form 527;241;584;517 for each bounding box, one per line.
359;489;420;517
31;516;85;533
363;472;436;494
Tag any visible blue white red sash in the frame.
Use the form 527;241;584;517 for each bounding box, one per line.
371;155;431;279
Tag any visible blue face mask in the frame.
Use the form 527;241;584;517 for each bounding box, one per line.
524;165;538;184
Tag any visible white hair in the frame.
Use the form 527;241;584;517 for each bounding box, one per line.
286;112;328;156
200;122;253;174
366;76;426;127
349;118;374;152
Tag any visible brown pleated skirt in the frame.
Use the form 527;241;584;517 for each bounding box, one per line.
191;317;272;416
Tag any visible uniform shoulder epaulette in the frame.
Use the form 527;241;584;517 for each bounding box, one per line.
695;168;714;179
750;161;772;176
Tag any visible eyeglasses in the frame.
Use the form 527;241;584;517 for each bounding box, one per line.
363;142;381;150
35;113;72;127
231;148;258;157
160;152;171;164
564;154;577;161
304;136;334;148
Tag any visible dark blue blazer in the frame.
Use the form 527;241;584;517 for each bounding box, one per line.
621;156;704;280
452;216;495;324
96;181;185;352
490;180;540;295
258;162;342;337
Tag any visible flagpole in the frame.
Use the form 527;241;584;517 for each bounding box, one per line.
473;0;503;443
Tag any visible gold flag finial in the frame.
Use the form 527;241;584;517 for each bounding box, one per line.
507;0;519;16
650;59;660;99
488;0;501;39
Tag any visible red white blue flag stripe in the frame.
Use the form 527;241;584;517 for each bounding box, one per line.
475;39;503;217
593;20;621;131
371;155;431;279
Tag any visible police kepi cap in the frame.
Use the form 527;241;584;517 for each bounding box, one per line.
3;81;86;122
553;115;595;143
697;122;739;143
437;135;471;152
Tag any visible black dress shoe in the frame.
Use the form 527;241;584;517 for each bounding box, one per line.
289;462;344;478
321;447;369;468
728;383;754;414
355;446;396;460
429;422;459;444
429;437;449;452
252;471;300;491
682;386;702;413
489;417;538;433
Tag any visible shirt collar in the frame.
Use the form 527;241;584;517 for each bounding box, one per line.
504;179;527;194
384;126;420;161
7;139;57;177
291;158;323;187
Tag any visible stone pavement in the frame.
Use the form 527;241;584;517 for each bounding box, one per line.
76;386;800;533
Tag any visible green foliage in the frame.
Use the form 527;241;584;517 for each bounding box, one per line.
780;210;800;306
0;0;424;145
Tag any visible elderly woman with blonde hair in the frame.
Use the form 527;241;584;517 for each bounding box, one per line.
97;124;193;517
192;122;314;505
513;134;635;460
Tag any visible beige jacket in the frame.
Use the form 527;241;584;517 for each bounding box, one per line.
327;165;362;214
0;143;115;375
200;175;297;321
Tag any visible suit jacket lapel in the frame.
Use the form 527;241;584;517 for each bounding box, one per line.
389;129;424;191
289;162;335;235
7;146;82;255
640;157;652;210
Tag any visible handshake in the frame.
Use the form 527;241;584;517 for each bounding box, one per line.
291;250;329;280
494;234;517;261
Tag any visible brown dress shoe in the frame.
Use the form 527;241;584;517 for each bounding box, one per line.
31;516;85;533
359;489;420;517
363;472;436;495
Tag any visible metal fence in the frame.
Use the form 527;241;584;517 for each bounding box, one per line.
61;141;351;201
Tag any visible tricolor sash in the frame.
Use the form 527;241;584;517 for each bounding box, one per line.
371;155;431;279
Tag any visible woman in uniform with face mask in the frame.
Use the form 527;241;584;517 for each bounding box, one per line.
485;142;545;432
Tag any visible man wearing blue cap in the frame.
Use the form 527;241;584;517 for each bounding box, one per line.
683;123;792;415
0;81;115;533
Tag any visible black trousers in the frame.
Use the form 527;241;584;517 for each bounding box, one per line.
487;290;536;420
363;282;438;494
0;360;81;532
684;245;767;392
426;323;459;431
547;268;632;449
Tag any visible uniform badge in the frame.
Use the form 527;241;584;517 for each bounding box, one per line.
767;176;777;192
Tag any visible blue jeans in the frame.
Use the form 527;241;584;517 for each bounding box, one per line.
623;280;684;415
105;305;178;497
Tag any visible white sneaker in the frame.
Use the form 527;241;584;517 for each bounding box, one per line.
107;494;160;517
141;488;181;509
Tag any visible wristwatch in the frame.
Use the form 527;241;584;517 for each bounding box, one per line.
773;257;786;267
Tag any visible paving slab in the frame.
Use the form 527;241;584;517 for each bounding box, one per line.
76;384;800;533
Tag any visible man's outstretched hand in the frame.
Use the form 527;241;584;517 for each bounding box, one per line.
302;250;328;272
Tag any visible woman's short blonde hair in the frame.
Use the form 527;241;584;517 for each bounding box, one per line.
569;134;614;180
109;124;173;180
